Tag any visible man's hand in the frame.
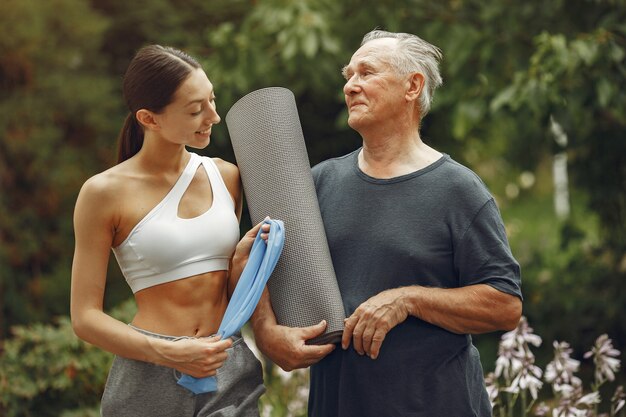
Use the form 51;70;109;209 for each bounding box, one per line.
254;320;335;371
342;288;409;359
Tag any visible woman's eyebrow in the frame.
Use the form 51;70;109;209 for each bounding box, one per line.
185;99;204;107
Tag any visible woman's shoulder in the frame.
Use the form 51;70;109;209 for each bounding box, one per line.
209;157;240;184
210;157;238;175
77;163;137;208
207;157;241;203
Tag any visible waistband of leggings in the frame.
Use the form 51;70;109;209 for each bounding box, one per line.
128;324;242;345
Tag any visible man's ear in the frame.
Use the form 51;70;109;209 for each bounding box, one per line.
135;109;160;132
405;72;425;102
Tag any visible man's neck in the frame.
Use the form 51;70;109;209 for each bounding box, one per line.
358;132;442;179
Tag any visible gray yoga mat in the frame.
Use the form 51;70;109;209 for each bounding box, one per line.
226;87;345;345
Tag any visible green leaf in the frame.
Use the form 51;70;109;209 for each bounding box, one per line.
596;78;613;107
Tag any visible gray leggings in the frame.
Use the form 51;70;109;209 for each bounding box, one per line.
101;327;265;417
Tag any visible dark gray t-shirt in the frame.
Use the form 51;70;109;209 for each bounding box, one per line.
308;149;522;417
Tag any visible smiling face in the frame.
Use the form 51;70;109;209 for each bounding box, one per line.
152;67;221;149
342;38;411;135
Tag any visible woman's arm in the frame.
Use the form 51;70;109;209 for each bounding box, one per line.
70;175;231;378
216;158;272;296
215;158;245;297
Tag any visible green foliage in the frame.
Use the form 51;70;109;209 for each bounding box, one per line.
0;299;136;417
486;8;626;355
195;0;351;165
0;0;119;336
518;218;626;357
491;24;626;249
260;364;310;417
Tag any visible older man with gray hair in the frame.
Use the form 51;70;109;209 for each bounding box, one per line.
253;29;522;416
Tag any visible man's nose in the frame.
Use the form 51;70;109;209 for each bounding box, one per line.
343;75;361;96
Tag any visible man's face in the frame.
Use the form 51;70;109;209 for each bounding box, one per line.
342;38;409;133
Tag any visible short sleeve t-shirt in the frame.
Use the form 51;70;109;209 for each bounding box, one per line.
308;149;522;417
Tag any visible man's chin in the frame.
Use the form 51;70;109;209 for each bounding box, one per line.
347;116;366;131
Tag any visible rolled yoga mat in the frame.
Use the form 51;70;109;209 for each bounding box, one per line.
226;87;345;345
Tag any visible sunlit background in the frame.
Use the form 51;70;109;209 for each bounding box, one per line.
1;0;625;415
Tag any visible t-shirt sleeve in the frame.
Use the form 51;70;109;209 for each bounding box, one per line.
454;198;523;299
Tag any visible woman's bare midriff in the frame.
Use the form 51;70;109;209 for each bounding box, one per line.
131;270;229;337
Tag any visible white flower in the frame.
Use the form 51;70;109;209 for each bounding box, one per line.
496;316;542;382
506;361;543;399
545;340;582;395
553;381;582;397
552;404;588;417
584;334;621;385
514;316;543;348
575;391;601;407
484;372;499;409
495;349;514;379
612;385;625;414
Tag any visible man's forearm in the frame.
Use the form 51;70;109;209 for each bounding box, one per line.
401;284;522;334
250;288;277;334
250;287;336;370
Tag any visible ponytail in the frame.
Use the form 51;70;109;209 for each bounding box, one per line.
116;45;201;164
116;113;144;163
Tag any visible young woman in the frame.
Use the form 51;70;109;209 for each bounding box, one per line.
71;45;267;416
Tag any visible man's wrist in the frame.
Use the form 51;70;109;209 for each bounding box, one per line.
400;285;423;319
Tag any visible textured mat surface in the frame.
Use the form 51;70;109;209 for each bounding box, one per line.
226;87;345;344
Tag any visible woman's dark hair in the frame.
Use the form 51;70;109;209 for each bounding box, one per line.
117;45;201;163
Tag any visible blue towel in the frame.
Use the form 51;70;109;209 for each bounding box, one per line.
177;219;285;394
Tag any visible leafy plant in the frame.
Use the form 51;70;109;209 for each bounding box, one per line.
0;299;136;417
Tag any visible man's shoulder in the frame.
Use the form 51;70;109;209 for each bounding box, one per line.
437;156;494;205
438;156;480;181
312;149;359;178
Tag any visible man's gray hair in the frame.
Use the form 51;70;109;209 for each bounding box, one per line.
362;30;443;118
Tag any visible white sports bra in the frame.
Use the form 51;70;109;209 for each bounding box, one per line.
112;153;240;293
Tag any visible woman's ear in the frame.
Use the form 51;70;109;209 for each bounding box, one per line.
135;109;160;132
405;72;425;102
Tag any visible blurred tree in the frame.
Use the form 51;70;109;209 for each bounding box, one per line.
0;0;118;337
195;0;353;165
493;23;626;249
90;0;250;75
491;12;626;350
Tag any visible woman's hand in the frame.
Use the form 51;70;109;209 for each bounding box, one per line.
234;218;271;261
229;218;271;295
150;335;233;378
